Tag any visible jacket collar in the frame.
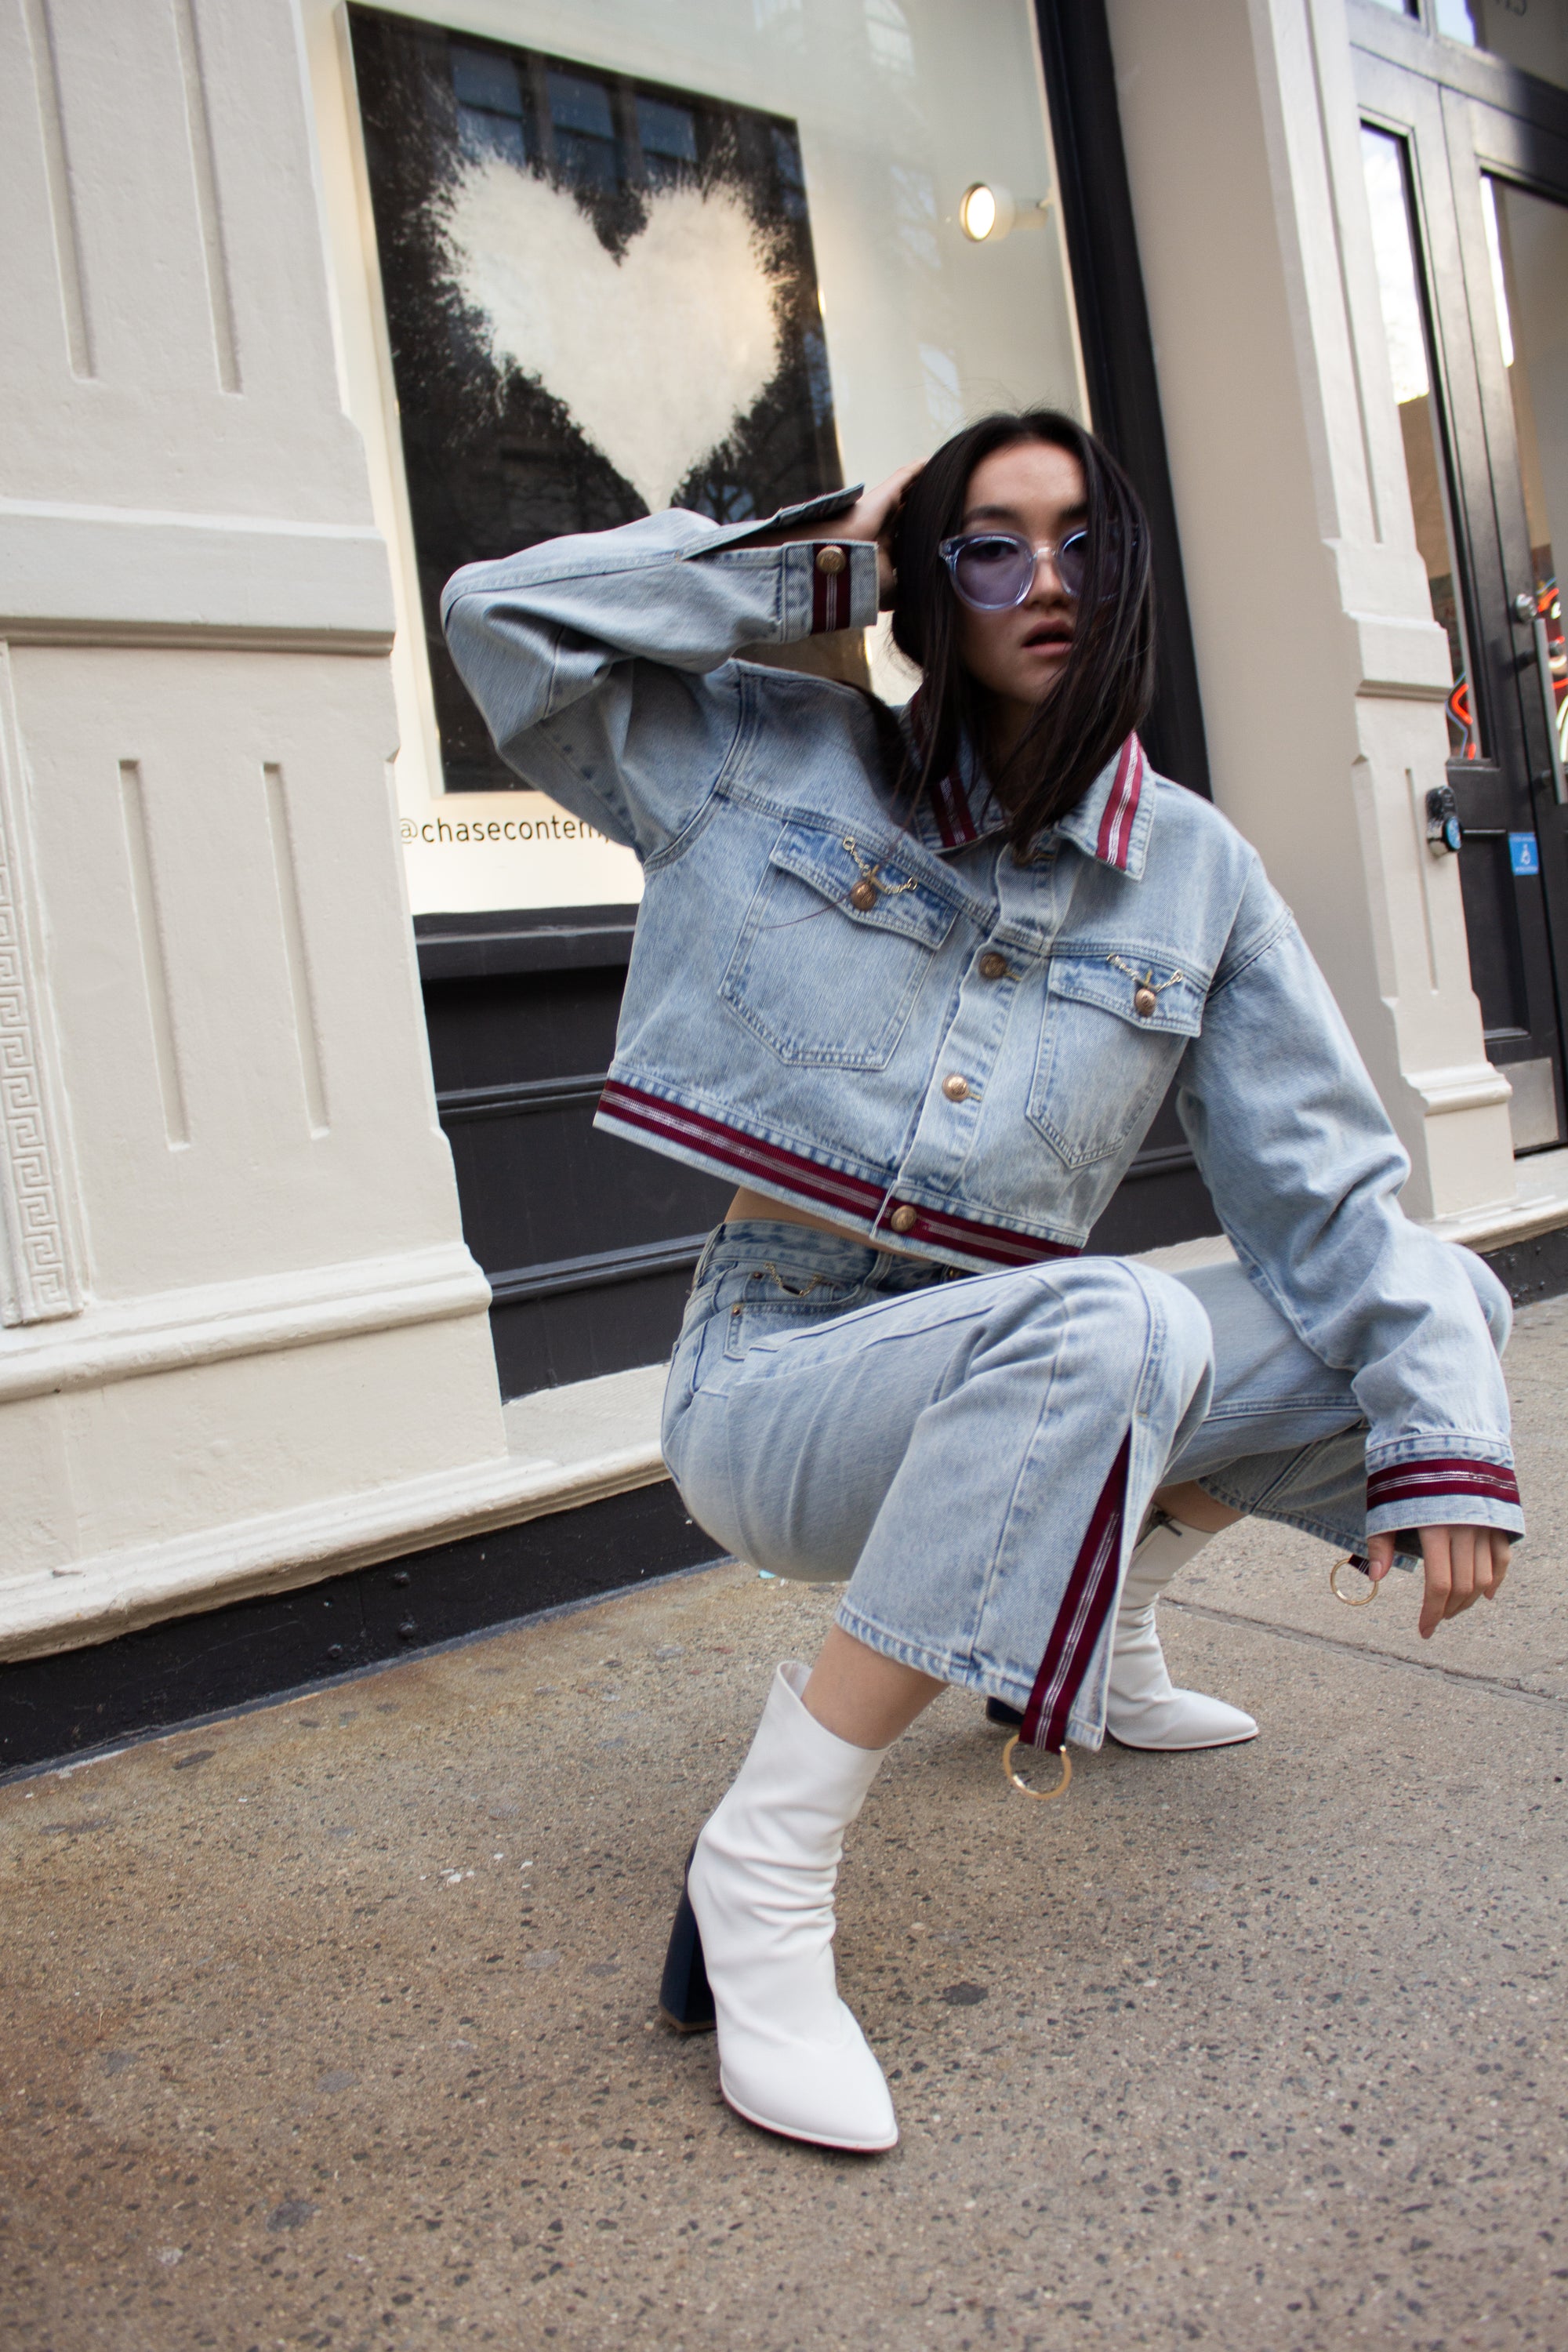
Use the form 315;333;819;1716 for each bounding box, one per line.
1053;735;1152;878
901;710;1152;879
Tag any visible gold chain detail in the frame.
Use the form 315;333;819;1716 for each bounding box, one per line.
1107;953;1185;993
843;837;919;898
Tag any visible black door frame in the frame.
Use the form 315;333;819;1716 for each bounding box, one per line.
1352;0;1568;1149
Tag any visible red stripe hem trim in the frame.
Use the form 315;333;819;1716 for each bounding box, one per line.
1020;1429;1132;1752
597;1083;1082;1270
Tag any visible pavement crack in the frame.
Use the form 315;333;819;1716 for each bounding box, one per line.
1163;1596;1568;1711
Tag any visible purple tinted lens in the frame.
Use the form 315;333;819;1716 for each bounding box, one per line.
953;535;1033;608
1055;532;1089;600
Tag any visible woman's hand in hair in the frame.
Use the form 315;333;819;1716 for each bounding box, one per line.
833;462;924;608
744;462;921;609
1364;1522;1511;1637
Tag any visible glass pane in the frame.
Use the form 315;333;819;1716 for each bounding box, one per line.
349;0;1083;844
1360;126;1481;756
1488;176;1568;773
1438;0;1568;94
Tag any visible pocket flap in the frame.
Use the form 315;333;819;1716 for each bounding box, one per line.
1047;951;1203;1037
768;821;957;951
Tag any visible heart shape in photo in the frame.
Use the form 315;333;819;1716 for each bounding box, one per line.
441;159;783;511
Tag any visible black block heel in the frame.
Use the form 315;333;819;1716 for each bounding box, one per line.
985;1696;1025;1730
658;1856;715;2033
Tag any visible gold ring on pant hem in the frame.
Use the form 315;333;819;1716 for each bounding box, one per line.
1002;1735;1073;1798
1329;1555;1379;1606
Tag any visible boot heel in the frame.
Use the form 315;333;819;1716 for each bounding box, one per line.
658;1869;715;2033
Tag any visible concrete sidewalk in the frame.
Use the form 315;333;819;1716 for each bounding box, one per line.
2;1303;1566;2352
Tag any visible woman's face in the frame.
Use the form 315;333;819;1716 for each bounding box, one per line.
953;439;1087;712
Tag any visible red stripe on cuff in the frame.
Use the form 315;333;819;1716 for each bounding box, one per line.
810;550;850;634
1367;1458;1520;1512
1020;1429;1132;1753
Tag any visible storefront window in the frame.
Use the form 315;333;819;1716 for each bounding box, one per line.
1486;174;1568;772
344;1;1083;910
1360;125;1481;755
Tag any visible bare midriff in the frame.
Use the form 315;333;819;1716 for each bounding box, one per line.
724;1185;920;1256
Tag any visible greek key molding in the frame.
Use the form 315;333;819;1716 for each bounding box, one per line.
0;643;82;1324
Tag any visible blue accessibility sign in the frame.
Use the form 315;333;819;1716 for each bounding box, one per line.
1509;831;1541;877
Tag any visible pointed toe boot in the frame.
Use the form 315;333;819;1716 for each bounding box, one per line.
1105;1514;1259;1751
677;1661;898;2153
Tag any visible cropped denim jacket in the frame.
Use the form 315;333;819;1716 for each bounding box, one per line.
444;489;1523;1544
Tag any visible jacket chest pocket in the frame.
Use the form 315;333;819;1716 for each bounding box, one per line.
720;822;956;1070
1027;953;1203;1169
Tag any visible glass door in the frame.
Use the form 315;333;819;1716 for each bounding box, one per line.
1354;3;1568;1152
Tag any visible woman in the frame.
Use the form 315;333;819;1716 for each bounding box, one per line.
444;411;1519;2158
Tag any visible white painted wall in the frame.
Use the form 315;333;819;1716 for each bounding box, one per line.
0;0;507;1657
1105;0;1516;1220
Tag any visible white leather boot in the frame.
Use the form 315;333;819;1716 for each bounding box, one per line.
1105;1512;1258;1750
681;1661;898;2152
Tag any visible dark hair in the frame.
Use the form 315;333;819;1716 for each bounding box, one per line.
888;409;1155;858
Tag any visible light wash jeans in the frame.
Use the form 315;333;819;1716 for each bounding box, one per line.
661;1220;1511;1752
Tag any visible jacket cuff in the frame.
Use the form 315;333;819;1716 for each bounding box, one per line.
792;536;879;636
1364;1448;1523;1538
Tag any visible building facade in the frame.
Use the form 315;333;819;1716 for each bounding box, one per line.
2;0;1564;1753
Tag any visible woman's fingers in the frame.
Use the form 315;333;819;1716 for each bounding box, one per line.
1363;1530;1397;1582
1416;1524;1513;1634
1417;1527;1453;1639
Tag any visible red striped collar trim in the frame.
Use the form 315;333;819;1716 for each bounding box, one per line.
1367;1458;1520;1511
597;1082;1081;1271
927;767;978;849
1094;734;1147;871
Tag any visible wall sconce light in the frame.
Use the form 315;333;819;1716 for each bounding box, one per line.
959;183;1054;241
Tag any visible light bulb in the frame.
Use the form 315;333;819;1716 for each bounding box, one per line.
958;182;1051;242
960;183;1000;241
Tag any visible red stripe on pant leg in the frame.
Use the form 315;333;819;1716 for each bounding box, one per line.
1018;1429;1132;1752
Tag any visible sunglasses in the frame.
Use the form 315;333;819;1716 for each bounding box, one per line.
938;528;1091;610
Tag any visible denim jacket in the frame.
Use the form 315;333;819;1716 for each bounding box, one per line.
444;490;1522;1541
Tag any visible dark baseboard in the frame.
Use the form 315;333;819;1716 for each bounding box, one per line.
0;1480;724;1782
1483;1224;1568;1307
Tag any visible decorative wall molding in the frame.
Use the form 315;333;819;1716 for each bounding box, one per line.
0;1239;491;1402
0;644;82;1326
0;1413;668;1664
1403;1061;1516;1118
0;504;394;651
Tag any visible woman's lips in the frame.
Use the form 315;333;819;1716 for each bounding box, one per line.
1022;626;1073;652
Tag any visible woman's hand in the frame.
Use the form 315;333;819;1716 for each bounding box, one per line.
747;462;922;609
1365;1523;1511;1639
832;462;924;608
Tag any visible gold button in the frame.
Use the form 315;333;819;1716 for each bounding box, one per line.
848;878;878;911
889;1204;917;1234
815;544;848;575
942;1073;970;1102
1134;985;1158;1018
978;952;1009;981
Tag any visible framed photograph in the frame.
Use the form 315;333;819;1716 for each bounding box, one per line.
349;7;845;794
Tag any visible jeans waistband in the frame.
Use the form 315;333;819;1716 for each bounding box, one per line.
693;1218;961;1294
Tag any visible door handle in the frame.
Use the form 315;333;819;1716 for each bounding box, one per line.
1513;591;1566;806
